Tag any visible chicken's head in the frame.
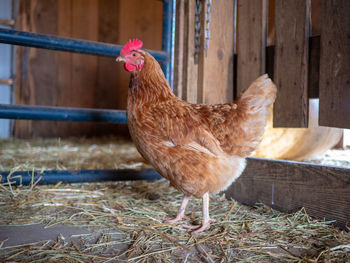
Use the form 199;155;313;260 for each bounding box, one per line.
116;39;144;72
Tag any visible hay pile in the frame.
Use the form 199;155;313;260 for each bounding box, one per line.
0;137;349;262
0;137;151;171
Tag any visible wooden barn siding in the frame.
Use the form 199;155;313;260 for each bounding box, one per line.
173;0;198;103
273;0;311;128
197;0;235;104
319;0;350;129
226;157;350;231
175;0;332;128
174;0;235;104
15;0;162;138
236;0;267;95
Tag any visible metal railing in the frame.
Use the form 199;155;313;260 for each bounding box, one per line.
0;0;175;185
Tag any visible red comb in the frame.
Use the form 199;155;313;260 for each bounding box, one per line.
120;39;143;55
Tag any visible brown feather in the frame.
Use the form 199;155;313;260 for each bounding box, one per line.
127;52;277;198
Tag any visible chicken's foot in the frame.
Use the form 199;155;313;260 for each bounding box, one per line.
163;195;190;223
182;192;216;233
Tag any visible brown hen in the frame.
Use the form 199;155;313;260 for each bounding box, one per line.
116;39;277;233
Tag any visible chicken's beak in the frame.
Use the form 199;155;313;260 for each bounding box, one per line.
116;56;126;63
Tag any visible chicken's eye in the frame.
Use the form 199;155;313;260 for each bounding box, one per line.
132;53;136;57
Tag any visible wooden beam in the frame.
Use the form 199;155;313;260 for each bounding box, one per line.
236;0;267;95
197;0;235;104
173;0;198;103
15;0;59;138
173;0;185;99
273;0;311;128
225;157;350;231
319;0;350;129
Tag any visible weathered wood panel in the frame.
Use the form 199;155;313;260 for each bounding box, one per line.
173;0;185;99
225;157;350;230
55;0;73;136
174;0;199;103
93;0;129;136
15;0;59;138
116;0;163;109
319;0;350;129
273;0;311;128
236;0;267;95
15;0;163;138
197;0;235;104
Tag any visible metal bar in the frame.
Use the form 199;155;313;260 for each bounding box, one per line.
0;28;169;63
0;104;127;123
162;0;176;86
0;169;162;186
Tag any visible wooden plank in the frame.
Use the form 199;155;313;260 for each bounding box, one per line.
65;0;99;137
236;0;267;95
197;0;235;104
319;0;350;129
225;157;350;230
175;0;199;103
266;36;320;99
55;0;73;137
273;0;311;128
117;0;162;109
94;0;129;137
15;0;58;138
173;0;185;99
183;0;199;103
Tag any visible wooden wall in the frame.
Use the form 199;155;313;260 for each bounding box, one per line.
15;0;163;138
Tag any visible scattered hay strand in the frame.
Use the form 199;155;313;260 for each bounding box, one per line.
0;137;349;262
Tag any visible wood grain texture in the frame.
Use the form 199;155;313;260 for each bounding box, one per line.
117;0;162;109
197;0;235;104
319;0;350;129
55;0;73;136
94;0;129;136
273;0;310;128
15;0;59;138
225;157;350;230
236;0;267;95
14;0;163;138
266;36;320;100
173;0;185;99
176;0;199;103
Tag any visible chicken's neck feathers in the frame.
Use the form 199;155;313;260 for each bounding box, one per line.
129;53;175;105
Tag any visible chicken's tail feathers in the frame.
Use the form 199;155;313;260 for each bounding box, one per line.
239;74;277;112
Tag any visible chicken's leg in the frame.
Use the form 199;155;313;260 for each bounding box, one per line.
183;192;216;233
163;195;190;223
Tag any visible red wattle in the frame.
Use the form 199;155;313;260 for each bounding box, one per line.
124;63;136;72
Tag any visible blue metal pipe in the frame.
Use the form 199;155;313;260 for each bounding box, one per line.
0;104;127;123
0;169;162;186
161;0;175;87
0;28;169;63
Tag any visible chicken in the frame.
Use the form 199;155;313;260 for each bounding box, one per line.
116;39;277;233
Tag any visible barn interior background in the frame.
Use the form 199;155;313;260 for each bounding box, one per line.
0;0;349;262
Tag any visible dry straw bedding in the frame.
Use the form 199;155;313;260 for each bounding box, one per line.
0;137;349;262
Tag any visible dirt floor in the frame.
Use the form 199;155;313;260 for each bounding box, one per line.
0;137;349;262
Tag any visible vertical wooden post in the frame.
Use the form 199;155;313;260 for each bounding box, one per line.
319;0;350;129
173;0;185;99
15;0;59;138
174;0;199;103
273;0;311;128
236;0;268;95
197;0;235;104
